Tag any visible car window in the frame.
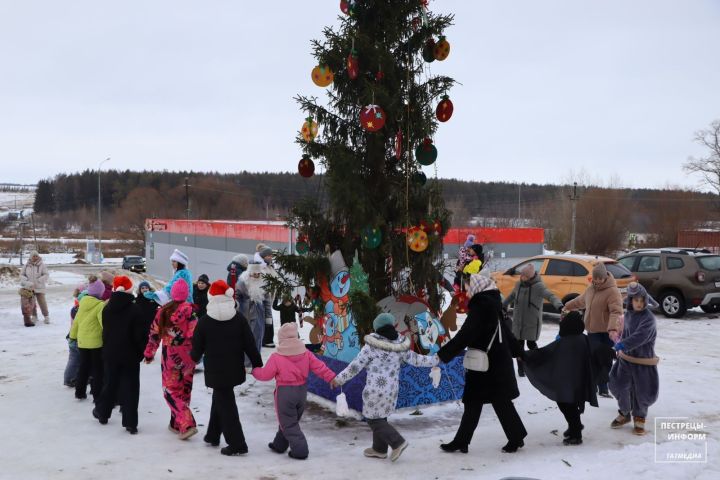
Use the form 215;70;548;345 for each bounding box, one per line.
637;256;661;272
573;263;589;276
618;256;636;271
511;258;545;275
697;256;720;271
605;262;633;279
545;259;576;276
666;257;684;270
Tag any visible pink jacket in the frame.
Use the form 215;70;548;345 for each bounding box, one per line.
252;351;336;386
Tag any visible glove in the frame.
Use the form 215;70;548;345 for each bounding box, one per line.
429;366;442;388
614;342;625;352
555;334;561;341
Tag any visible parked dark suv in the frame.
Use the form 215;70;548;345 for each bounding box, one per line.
617;248;720;318
122;255;146;273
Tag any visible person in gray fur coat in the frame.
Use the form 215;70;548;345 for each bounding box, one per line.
503;263;563;376
235;262;274;363
331;313;439;462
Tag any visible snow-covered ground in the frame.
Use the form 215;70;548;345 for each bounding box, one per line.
0;254;123;266
0;279;718;480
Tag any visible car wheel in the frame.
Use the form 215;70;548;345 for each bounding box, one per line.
700;304;720;314
659;291;687;318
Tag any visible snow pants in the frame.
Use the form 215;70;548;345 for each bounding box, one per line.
63;339;80;386
367;418;405;454
270;385;309;458
588;332;614;394
206;387;246;449
609;358;659;419
75;347;104;402
96;362;141;428
160;344;196;434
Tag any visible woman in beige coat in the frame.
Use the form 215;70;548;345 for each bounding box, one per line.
20;251;50;324
563;262;623;397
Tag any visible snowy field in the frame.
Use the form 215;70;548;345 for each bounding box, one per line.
0;278;718;480
0;253;123;266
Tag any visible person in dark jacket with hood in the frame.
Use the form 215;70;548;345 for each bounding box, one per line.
193;274;210;318
93;276;147;434
522;311;598;445
273;294;312;326
191;280;263;456
438;274;527;454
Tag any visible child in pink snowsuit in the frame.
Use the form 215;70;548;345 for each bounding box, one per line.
252;322;336;459
144;281;198;439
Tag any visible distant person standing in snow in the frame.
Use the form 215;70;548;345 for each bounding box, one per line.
20;251;50;324
254;244;276;347
193;274;210;318
69;278;107;402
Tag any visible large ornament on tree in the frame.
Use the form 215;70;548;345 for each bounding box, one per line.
359;104;386;132
346;51;359;80
422;38;436;63
296;235;309;255
361;226;382;249
407;226;429;252
433;36;451;61
301;118;318;142
412;171;427;186
311;65;334;87
436;95;454;122
415;138;438;166
298;155;315;178
340;0;355;15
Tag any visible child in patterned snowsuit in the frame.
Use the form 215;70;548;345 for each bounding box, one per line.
144;280;198;439
331;313;439;462
252;322;336;459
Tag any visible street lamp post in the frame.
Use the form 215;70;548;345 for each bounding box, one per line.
98;157;111;263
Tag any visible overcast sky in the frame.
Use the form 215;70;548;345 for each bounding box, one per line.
1;0;718;189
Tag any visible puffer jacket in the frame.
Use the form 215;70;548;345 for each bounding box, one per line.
503;274;563;341
69;295;106;349
564;273;624;334
20;259;50;293
252;351;336;386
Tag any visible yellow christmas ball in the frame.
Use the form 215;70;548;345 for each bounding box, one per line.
301;118;319;142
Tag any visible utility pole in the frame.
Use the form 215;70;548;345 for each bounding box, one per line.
517;183;522;223
30;213;38;251
184;177;190;220
98;157;111;263
569;182;579;253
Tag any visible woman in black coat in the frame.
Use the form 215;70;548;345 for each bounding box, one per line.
190;280;263;456
437;274;527;454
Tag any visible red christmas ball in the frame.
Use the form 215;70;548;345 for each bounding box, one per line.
298;155;315;178
436;95;454;122
375;70;384;81
359;104;386;132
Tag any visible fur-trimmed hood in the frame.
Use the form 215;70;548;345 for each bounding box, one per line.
206;294;236;321
363;333;411;352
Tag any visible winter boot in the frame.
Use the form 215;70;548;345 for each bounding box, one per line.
178;427;198;440
92;408;108;425
43;316;50;324
501;440;524;453
168;424;180;434
611;411;631;429
633;417;647;436
203;436;219;447
126;427;138;435
563;424;584;439
390;441;409;462
288;450;308;460
221;444;248;456
440;441;468;454
563;436;583;446
24;320;35;327
363;448;387;459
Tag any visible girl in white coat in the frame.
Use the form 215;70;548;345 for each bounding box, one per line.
331;313;438;462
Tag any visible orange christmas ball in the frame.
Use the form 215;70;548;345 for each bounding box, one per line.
311;65;334;87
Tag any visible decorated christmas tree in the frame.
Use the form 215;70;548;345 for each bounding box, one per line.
268;0;456;347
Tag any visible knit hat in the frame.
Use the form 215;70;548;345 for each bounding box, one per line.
87;279;105;299
208;279;234;298
256;242;269;252
170;249;189;265
100;270;114;285
559;311;585;337
197;274;209;284
592;262;608;281
232;254;249;268
373;312;396;331
112;275;133;293
170;280;189;302
29;250;40;258
276;323;306;356
520;263;535;278
258;246;273;259
138;281;152;291
463;234;476;248
625;281;659;310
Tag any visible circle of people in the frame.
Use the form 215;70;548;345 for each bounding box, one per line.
30;238;656;461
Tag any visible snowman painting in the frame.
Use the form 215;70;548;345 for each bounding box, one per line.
414;311;447;355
